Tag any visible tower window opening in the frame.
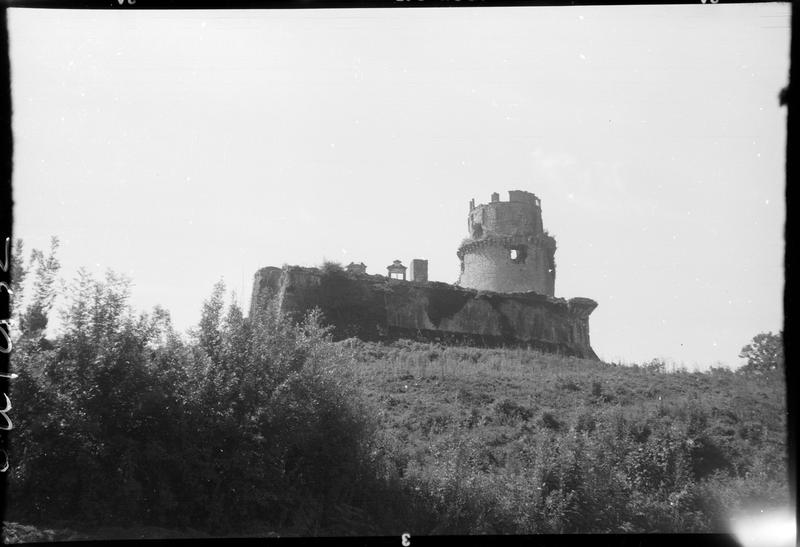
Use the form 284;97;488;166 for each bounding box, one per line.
509;246;527;264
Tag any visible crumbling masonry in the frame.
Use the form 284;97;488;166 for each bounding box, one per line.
251;190;598;359
458;190;556;295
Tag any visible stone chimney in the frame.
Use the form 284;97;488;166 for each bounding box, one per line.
409;259;428;282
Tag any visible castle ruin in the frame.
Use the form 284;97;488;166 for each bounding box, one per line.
458;190;556;295
250;190;599;359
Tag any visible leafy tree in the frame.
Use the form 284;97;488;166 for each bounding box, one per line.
9;266;382;533
738;331;784;376
21;236;61;335
644;358;667;374
9;267;200;525
9;238;27;326
195;279;226;367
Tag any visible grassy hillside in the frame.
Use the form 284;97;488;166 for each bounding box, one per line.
344;339;789;534
4;330;788;539
5;243;788;538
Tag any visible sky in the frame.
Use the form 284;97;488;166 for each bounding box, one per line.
8;4;789;369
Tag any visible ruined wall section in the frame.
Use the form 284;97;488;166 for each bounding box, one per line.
250;266;286;315
251;265;598;359
467;198;542;239
251;265;387;339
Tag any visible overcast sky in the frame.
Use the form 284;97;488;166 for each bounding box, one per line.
9;4;788;369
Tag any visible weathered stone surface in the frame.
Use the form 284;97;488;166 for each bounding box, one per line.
458;190;556;295
250;266;598;359
409;259;428;282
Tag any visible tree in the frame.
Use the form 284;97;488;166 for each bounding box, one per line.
738;331;784;376
10;238;27;326
22;236;61;334
196;279;226;367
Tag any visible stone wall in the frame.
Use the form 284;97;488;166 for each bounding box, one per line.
467;199;543;239
457;237;555;295
251;265;598;359
409;259;428;282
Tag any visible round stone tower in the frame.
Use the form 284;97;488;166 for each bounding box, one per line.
457;190;556;295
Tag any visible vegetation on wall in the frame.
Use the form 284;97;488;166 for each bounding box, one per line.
315;262;385;341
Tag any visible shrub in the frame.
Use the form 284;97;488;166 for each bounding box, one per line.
557;377;581;391
320;260;345;275
541;412;562;431
644;359;667;374
7;273;380;535
689;436;734;479
493;398;534;424
574;410;596;433
628;420;652;443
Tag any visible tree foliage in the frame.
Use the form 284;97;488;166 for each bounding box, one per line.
21;236;61;334
9;238;27;324
7;242;379;533
738;331;784;376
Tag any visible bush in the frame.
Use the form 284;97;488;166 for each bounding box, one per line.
557;376;581;391
7;272;380;534
320;260;345;275
644;359;667;374
541;412;562;431
574;410;596;433
493;398;534;424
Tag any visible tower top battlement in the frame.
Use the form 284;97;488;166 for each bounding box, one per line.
470;190;540;211
465;190;545;240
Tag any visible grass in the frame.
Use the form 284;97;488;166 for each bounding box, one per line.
3;338;788;538
342;339;789;533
